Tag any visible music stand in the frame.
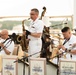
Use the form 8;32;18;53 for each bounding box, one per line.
14;51;41;75
47;51;66;75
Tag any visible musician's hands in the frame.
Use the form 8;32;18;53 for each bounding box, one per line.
58;45;66;51
0;43;4;48
23;30;31;35
71;43;76;47
26;30;31;35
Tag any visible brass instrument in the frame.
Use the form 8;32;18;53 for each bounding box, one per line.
19;20;28;51
17;35;22;43
51;34;66;59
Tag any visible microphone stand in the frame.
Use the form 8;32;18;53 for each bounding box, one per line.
15;51;41;62
14;51;41;75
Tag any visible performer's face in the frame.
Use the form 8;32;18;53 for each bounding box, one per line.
62;30;71;40
0;33;6;39
30;11;38;21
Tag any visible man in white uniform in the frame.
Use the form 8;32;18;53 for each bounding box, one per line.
52;27;76;64
24;8;44;58
0;29;14;55
58;27;76;59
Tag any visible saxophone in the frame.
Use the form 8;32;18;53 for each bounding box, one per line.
20;20;28;51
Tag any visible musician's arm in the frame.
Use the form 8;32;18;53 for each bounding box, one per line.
3;47;11;55
70;50;76;55
23;31;42;38
72;43;76;47
69;43;76;54
58;45;66;50
0;43;10;55
58;44;76;54
31;33;42;38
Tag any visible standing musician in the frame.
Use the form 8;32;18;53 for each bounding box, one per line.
58;27;76;59
0;29;14;55
23;8;44;58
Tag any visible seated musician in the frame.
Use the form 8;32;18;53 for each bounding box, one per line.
0;29;14;55
58;27;76;59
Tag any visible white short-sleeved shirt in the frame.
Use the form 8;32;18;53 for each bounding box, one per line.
63;35;76;59
0;38;14;55
28;18;44;57
28;18;44;40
